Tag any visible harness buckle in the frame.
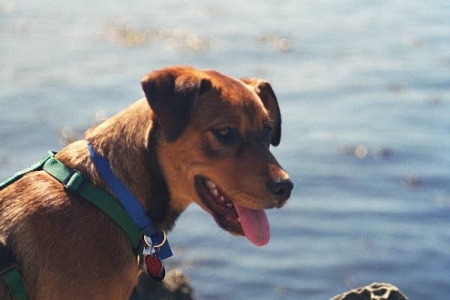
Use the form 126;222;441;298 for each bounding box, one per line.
62;169;87;194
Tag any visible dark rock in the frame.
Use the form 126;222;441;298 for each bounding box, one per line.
130;269;194;300
331;282;408;300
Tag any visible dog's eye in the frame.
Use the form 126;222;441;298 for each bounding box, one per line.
213;128;237;144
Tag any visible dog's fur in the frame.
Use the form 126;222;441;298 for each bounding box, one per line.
0;66;293;299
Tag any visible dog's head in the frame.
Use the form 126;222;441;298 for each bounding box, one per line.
141;66;293;246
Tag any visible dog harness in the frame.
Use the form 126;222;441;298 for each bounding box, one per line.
0;244;27;300
0;147;172;298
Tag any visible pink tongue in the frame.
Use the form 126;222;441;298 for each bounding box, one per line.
234;203;270;246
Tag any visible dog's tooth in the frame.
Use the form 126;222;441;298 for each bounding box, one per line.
237;218;241;223
226;203;233;208
219;196;225;202
211;189;219;196
206;180;216;189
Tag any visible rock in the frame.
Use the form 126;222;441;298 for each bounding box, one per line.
331;282;408;300
130;271;407;300
130;268;194;300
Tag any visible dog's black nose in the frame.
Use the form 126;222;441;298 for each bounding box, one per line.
267;178;293;205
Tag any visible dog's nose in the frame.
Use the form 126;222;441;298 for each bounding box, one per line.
267;178;293;206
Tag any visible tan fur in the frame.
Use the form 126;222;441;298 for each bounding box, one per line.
0;66;292;299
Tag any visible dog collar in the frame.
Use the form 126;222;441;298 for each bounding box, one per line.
87;141;172;260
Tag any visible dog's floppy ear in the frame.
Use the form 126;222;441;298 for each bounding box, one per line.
141;67;211;141
241;78;282;146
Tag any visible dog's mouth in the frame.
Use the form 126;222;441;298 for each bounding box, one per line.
194;175;270;246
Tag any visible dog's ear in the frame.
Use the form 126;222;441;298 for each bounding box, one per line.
241;78;281;146
141;67;212;141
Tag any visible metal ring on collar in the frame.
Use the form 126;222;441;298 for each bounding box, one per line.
143;231;167;249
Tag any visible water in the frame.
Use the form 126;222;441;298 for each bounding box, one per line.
1;0;450;299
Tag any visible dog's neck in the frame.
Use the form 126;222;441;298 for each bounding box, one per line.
56;99;181;232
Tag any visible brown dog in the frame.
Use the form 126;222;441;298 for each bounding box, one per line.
0;66;293;299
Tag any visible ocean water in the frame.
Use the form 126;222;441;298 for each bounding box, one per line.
1;0;450;299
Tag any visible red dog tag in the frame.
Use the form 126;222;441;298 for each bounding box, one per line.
145;254;165;281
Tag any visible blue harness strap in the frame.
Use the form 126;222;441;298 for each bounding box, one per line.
87;142;172;260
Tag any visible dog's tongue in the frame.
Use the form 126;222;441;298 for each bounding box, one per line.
234;203;270;246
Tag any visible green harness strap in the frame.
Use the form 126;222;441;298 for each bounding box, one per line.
0;152;54;188
0;154;48;300
41;152;143;253
0;152;144;299
0;244;27;300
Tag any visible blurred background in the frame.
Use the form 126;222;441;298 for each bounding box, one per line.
1;0;449;299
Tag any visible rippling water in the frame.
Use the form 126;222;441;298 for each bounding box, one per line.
1;1;450;299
